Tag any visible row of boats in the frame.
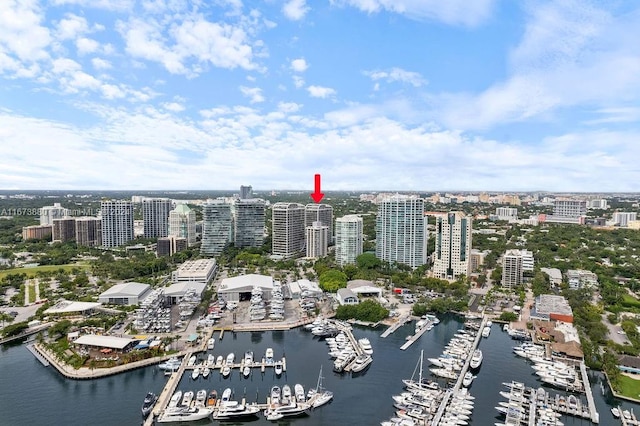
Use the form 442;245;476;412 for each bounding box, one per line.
427;327;484;386
512;343;584;392
327;332;374;373
496;381;565;426
155;366;333;422
249;284;285;322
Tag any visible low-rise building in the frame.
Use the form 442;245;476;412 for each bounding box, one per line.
336;288;359;305
566;269;598;289
98;282;151;305
530;294;573;323
171;259;217;287
541;268;563;287
217;274;276;302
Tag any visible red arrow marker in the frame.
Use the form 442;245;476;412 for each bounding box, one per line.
310;173;324;203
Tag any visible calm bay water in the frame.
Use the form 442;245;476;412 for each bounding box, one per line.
1;315;637;426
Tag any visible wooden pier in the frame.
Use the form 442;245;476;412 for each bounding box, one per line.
145;351;193;426
400;319;436;351
380;314;411;338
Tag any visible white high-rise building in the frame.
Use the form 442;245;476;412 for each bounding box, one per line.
272;202;305;258
305;204;333;243
502;249;524;290
142;198;172;238
233;198;266;248
168;204;196;246
335;215;363;266
433;212;472;280
201;200;233;256
553;199;587;218
375;195;426;268
40;203;68;226
100;200;134;247
613;212;637;227
589;199;609;209
306;221;329;259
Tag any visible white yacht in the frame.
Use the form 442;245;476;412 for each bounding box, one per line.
168;390;182;409
215;355;223;367
191;367;200;380
207;338;215;350
469;349;483;369
221;365;231;378
187;355;197;366
271;385;281;405
415;319;428;334
282;385;292;404
213;402;260;420
158;406;213;423
351;354;373;373
226;353;235;365
181;391;194;407
482;326;491;338
158;357;182;371
462;372;475;387
294;384;305;403
195;389;207;406
307;366;333;408
244;350;254;365
202;367;210;378
243;366;251;378
358;338;374;355
275;362;283;376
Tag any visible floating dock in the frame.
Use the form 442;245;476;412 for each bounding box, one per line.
580;361;599;423
380;314;411;338
400;318;436;350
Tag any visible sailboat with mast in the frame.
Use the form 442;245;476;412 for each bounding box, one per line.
402;350;440;391
306;365;333;408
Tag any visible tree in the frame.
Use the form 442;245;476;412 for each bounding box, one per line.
318;269;348;292
0;312;14;328
499;312;518;322
356;253;381;270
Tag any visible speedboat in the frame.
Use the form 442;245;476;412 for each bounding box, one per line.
202;367;210;378
611;407;621;418
187;355;196;366
206;390;217;407
243;366;251;378
275;362;283;376
141;392;158;418
482;326;491;338
294;384;305;403
271;385;281;405
195;389;207;406
226;353;235;365
168;391;182;408
215;355;223;367
265;348;274;363
191;367;200;380
244;350;254;364
462;372;475;387
207;338;215;350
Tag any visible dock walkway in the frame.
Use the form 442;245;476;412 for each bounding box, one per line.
145;351;193;426
580;361;600;423
381;314;411;338
400;319;435;351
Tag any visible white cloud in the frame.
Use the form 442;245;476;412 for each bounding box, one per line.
307;85;336;98
0;0;51;62
365;67;426;87
56;14;89;40
290;58;308;73
292;75;305;88
91;57;112;70
330;0;495;27
283;0;310;21
76;37;100;55
162;101;186;112
278;102;302;113
240;86;265;103
51;0;134;12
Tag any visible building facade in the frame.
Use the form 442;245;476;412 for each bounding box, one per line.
375;196;426;268
157;236;188;256
335;215;363;266
201;200;233;256
142;198;171;238
495;207;518;221
168;204;196;246
22;224;52;240
40;203;68;226
613;212;637;227
502;249;524;290
306;221;329;258
433;212;472;280
240;185;253;199
100;200;134;247
272;202;305;258
75;217;102;247
233;198;265;249
305;204;333;243
52;218;76;242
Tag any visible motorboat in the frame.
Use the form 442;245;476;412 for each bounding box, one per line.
215;355;223;367
195;389;207;406
469;349;483;369
207;338;215;350
187;355;197;366
212;402;260;420
482;326;491;338
168;391;182;408
265;348;274;363
158;357;181;371
191;367;200;380
462;372;475;387
226;353;235;365
351;354;373;373
294;384;305;403
275;362;283;376
358;338;374;355
181;391;194;407
207;354;215;366
221;365;231;378
157;406;213;423
611;407;621;418
206;390;217;407
415;319;428;334
243;366;251;378
282;385;292;404
202;367;210;379
141;392;158;418
271;385;281;405
244;351;254;365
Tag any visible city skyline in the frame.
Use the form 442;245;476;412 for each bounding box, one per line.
2;2;640;191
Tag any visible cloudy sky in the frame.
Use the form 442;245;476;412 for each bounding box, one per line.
1;0;640;192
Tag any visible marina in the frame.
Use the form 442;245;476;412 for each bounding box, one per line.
1;313;635;425
400;314;440;350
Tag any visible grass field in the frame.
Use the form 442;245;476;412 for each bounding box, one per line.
0;264;90;280
617;374;640;400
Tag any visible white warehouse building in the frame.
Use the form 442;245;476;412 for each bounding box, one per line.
217;274;277;303
98;282;151;305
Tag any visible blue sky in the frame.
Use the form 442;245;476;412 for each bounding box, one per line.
1;0;640;191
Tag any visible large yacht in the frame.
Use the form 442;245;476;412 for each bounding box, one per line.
141;392;158;418
469;349;483;369
158;406;213;423
351;354;373;373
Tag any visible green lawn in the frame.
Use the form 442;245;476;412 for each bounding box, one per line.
617;374;640;400
0;264;90;280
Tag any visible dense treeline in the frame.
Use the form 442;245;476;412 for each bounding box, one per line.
335;299;389;322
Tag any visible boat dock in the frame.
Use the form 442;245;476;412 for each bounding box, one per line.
430;315;487;426
380;314;411;338
400;318;436;351
145;351;193;426
580;361;600;423
184;357;287;373
334;321;366;372
618;407;640;425
26;343;49;366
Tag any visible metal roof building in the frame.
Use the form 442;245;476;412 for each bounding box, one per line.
44;300;102;315
73;334;136;351
98;282;151;305
217;274;276;302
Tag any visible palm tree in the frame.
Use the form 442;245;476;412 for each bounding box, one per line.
0;312;14;328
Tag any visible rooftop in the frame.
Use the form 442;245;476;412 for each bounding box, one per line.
99;282;150;297
218;274;275;291
73;334;135;350
44;300;101;314
534;294;573;317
